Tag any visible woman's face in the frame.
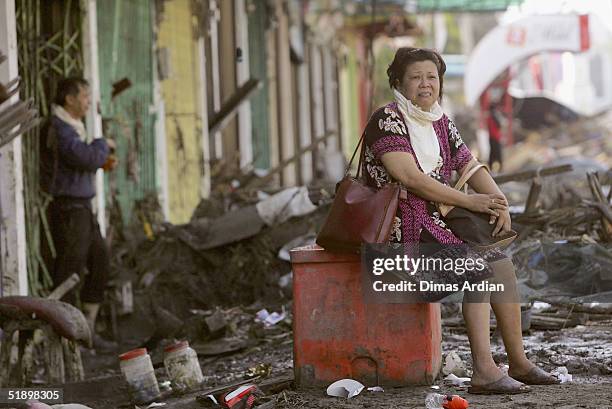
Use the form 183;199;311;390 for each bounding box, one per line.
398;60;440;111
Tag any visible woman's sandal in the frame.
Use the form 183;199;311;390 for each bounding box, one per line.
468;375;532;395
509;366;561;385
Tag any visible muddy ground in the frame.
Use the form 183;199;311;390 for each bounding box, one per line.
65;313;612;409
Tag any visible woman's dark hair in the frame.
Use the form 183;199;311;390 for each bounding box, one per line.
387;47;446;100
54;77;89;106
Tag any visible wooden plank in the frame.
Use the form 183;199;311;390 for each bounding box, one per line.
266;22;280;182
275;0;296;186
234;0;253;168
0;0;28;297
62;338;84;382
219;0;238;158
587;172;612;240
297;43;313;184
44;326;65;384
208;78;261;135
248;131;336;187
493;164;573;184
523;179;542;213
47;273;80;300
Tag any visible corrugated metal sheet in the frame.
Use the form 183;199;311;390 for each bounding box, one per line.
157;0;204;224
97;0;157;222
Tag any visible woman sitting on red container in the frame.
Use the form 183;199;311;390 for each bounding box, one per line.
361;47;559;394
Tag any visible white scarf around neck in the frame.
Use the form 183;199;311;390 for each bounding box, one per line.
393;88;443;174
52;104;87;141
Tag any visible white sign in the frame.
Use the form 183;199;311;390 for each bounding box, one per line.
465;14;589;106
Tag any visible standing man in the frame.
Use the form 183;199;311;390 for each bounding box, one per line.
40;77;116;351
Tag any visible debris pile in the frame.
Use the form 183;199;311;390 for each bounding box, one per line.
489;162;612;302
105;184;329;351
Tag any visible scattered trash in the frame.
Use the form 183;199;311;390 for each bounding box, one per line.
532;301;552;311
119;348;161;404
146;403;166;408
326;378;365;398
552;366;573;383
442;351;469;378
192;337;250;356
278;272;293;289
199;394;219;406
367;386;384;392
425;393;469;409
430;385;441;390
444;373;471;387
246;363;272;378
158;380;172;394
205;309;229;336
277;234;316;261
220;384;262;409
255;186;317;226
255;309;287;327
163;340;205;392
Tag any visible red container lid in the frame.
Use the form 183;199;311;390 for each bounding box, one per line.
164;340;189;353
119;348;147;361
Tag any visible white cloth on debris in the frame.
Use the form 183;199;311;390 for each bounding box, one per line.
52;104;87;141
256;186;317;226
393;88;443;175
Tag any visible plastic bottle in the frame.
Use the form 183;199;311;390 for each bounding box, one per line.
425;393;469;409
163;340;204;392
119;348;161;404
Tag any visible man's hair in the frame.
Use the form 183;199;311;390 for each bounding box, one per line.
387;47;446;100
54;77;89;106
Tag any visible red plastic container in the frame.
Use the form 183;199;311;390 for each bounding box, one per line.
290;244;442;387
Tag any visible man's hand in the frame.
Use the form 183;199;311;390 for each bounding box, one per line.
102;154;119;171
105;138;116;151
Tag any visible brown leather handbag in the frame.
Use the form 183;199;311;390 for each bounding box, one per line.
316;132;406;252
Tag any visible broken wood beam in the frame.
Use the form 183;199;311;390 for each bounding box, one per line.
586;172;612;240
208;78;261;135
523;178;542;214
493;164;573;184
249;131;336;187
47;273;80;301
588;202;612;225
530;313;584;330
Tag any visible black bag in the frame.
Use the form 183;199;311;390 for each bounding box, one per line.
438;163;517;251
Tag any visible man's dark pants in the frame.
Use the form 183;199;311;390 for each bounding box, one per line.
46;197;109;305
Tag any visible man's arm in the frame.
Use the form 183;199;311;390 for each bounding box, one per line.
55;121;110;171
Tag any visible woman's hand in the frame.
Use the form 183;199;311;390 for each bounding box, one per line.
465;193;507;216
490;209;512;237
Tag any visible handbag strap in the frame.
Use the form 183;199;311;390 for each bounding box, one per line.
346;130;366;178
345;130;407;200
454;162;489;192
